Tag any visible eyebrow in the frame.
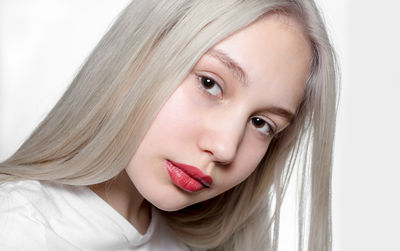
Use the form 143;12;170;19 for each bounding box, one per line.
205;48;248;87
205;48;296;122
265;106;295;122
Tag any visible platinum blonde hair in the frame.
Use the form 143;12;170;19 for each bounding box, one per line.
1;0;338;250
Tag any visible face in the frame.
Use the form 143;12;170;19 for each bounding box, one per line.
125;14;312;211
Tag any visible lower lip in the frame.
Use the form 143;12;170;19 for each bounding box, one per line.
166;160;207;192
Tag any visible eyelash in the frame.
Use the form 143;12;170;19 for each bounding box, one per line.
250;117;276;137
196;75;223;98
196;74;276;137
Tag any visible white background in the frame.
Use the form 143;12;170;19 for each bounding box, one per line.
1;1;399;250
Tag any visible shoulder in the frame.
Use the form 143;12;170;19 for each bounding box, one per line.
0;179;50;221
0;180;81;250
0;180;49;249
0;179;62;217
0;179;85;214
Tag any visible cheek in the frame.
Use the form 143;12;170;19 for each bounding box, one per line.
124;82;197;185
147;83;199;140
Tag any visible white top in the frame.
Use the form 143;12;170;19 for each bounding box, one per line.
0;180;189;251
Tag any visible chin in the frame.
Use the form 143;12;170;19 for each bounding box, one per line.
149;197;192;212
139;186;191;212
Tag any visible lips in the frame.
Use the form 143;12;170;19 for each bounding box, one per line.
166;160;213;192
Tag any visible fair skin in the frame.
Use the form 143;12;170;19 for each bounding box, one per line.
90;14;312;235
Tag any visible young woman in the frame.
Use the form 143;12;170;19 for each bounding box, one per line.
0;0;338;250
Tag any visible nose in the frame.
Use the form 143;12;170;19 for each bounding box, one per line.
197;112;246;165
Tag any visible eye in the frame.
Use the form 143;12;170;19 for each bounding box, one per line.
198;75;223;98
250;117;276;137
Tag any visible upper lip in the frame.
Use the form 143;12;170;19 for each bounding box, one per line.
167;160;213;187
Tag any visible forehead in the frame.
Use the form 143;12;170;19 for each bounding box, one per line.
210;14;312;111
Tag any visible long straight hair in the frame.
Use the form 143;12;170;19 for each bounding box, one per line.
0;1;338;250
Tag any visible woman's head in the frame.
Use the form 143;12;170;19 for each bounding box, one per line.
127;13;312;211
1;0;337;250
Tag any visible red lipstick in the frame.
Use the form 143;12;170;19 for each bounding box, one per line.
166;160;213;192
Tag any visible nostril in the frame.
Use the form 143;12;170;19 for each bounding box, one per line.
203;150;213;155
197;127;241;166
214;160;231;167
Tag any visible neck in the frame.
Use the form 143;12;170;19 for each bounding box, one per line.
88;170;151;235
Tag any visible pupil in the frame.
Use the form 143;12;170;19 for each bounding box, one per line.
252;118;264;127
203;78;214;88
